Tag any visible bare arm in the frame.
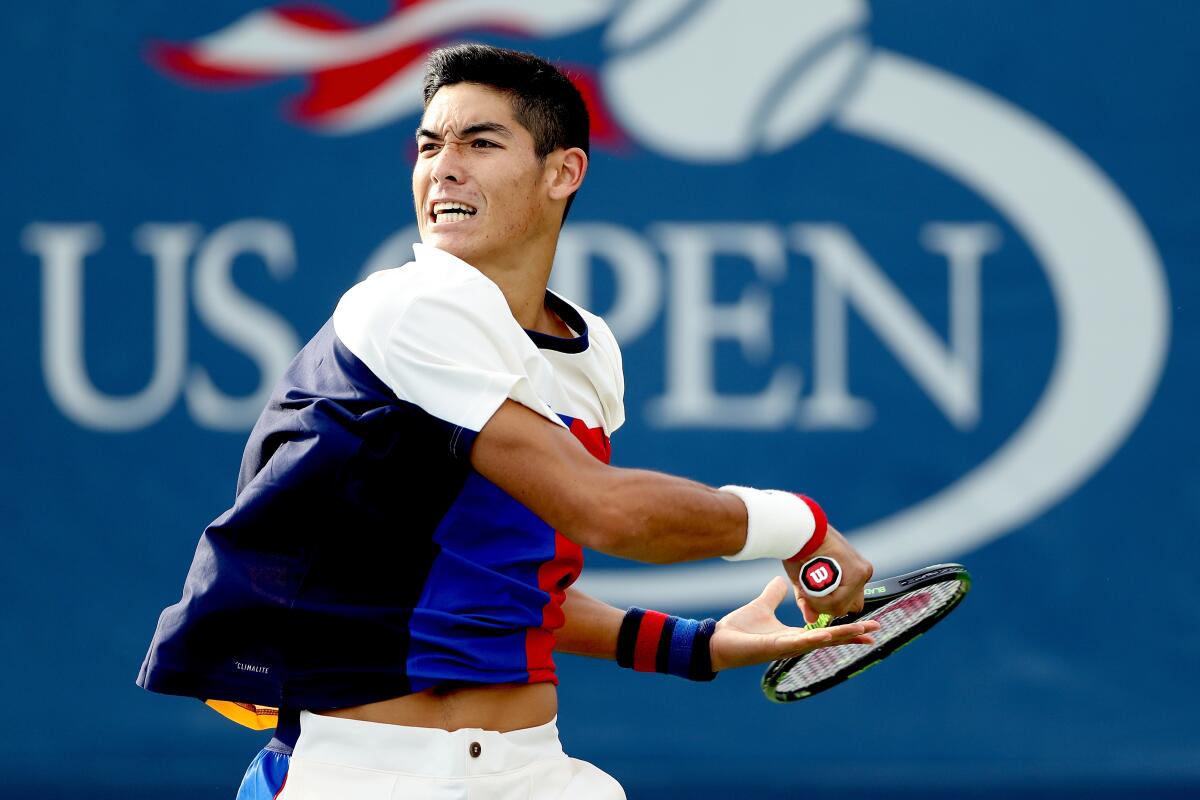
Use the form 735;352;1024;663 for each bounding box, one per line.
470;399;747;563
471;399;873;619
554;587;623;659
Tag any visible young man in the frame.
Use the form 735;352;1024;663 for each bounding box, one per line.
138;44;878;799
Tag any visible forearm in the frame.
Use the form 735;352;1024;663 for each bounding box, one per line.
555;587;717;681
472;401;747;563
472;400;823;566
553;587;624;659
585;466;748;563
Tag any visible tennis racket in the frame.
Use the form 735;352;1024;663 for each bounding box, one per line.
762;562;971;702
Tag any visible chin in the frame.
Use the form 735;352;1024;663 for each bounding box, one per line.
422;233;480;264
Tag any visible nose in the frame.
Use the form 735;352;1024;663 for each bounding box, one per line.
431;144;466;185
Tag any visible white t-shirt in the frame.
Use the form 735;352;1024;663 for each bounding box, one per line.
334;243;624;438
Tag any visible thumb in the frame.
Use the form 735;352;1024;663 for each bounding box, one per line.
754;576;789;611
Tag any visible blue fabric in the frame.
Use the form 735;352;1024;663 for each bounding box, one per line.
667;617;700;679
235;747;289;800
407;471;561;690
139;318;591;712
137;320;558;710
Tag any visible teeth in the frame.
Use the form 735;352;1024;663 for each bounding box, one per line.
432;201;477;218
436;212;472;223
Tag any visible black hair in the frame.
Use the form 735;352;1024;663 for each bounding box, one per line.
422;43;589;220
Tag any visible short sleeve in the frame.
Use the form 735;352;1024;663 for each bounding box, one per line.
576;307;626;434
333;270;565;433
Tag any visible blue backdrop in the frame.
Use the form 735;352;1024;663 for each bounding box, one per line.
4;1;1198;797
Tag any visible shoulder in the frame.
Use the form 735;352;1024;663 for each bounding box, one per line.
582;308;621;364
570;299;624;384
550;293;626;433
333;246;511;350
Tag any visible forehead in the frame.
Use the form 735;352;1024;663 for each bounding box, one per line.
420;83;527;136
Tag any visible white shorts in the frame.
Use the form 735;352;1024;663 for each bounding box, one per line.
276;711;626;800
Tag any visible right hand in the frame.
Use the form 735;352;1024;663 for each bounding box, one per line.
782;524;873;624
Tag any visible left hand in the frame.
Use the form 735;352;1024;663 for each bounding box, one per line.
709;577;879;672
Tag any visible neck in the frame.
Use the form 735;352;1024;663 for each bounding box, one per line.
465;234;568;336
486;260;552;330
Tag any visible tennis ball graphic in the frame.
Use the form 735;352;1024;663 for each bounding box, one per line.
602;0;871;162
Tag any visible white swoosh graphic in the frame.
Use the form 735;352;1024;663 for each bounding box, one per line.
193;0;615;70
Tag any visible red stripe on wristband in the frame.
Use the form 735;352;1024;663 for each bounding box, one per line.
633;610;669;672
788;495;829;562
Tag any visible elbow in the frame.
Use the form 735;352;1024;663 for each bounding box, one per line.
584;501;637;557
560;483;641;558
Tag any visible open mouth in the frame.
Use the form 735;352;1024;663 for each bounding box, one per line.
431;201;478;224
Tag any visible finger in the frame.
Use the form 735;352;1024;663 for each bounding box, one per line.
820;621;876;642
823;621;877;639
837;591;865;619
799;598;819;625
820;585;869;619
773;636;854;658
775;621;878;652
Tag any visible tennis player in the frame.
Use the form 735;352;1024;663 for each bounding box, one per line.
138;44;878;799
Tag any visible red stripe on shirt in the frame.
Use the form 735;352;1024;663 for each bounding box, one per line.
570;418;611;463
525;530;583;685
525;419;606;684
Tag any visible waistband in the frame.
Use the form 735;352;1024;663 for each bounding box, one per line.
292;711;564;778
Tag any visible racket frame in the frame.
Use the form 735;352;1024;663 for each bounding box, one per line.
762;563;971;702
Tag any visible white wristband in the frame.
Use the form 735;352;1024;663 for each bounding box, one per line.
718;486;817;561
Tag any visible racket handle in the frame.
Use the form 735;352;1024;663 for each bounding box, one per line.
799;556;842;598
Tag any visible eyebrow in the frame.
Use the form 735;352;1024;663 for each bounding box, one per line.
415;122;515;141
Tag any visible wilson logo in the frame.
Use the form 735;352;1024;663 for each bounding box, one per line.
806;565;833;587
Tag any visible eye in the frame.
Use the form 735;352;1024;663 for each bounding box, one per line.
418;142;440;153
471;139;498;149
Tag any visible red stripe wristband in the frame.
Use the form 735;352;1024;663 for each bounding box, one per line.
787;495;829;562
719;487;827;561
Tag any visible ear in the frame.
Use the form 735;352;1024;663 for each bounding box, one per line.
545;147;588;201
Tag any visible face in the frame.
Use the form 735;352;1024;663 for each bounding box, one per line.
413;83;555;267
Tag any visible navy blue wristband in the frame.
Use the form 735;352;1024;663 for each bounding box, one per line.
616;608;718;682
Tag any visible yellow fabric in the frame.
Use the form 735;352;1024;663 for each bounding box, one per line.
205;699;279;731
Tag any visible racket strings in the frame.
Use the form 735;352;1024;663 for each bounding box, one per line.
774;579;965;693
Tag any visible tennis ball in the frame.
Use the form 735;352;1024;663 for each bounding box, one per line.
601;0;871;162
